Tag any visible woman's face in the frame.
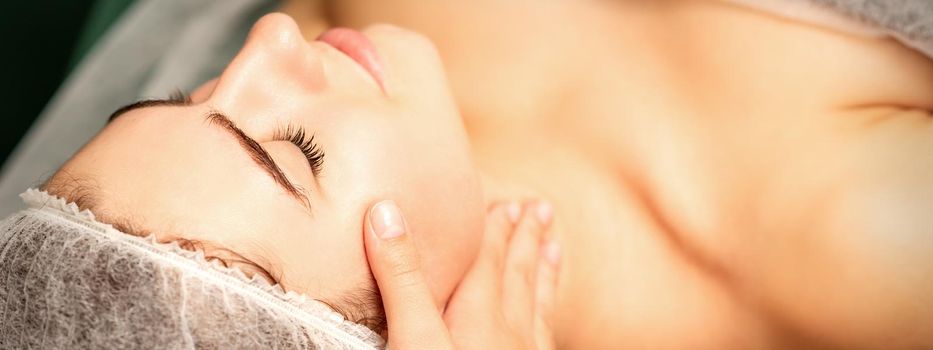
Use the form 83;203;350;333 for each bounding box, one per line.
49;14;484;316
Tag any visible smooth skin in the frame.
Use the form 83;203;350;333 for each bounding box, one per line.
46;15;485;317
363;199;560;350
42;0;933;347
44;17;560;349
282;0;933;348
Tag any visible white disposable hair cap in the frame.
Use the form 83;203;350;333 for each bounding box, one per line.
0;189;385;349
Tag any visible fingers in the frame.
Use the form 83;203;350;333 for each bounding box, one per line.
476;202;521;289
442;200;562;350
443;202;518;348
535;242;561;321
446;202;518;314
363;200;453;349
502;202;553;333
534;242;561;350
484;201;521;271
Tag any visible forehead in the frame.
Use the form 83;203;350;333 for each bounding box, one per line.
79;107;290;213
62;106;366;290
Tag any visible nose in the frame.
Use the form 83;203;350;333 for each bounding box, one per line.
205;14;326;113
241;13;308;58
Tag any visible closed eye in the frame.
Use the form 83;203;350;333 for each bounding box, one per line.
273;124;325;176
107;92;314;211
176;238;281;284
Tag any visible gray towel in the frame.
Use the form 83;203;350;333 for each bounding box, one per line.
814;0;933;58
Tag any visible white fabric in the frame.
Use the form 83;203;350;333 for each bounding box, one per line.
0;189;384;349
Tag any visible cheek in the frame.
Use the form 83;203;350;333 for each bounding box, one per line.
325;117;484;306
375;152;484;305
274;212;373;300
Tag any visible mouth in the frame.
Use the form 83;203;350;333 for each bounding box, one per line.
317;28;386;90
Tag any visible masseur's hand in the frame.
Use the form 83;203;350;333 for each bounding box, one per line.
363;200;561;349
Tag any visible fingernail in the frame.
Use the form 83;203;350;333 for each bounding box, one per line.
506;202;521;224
370;200;405;239
543;241;561;266
536;202;553;226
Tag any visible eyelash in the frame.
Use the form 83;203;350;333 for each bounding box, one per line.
174;239;279;284
164;90;325;176
169;89;193;104
273;125;325;176
206;256;278;284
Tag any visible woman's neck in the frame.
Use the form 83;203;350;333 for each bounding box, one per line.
282;1;773;347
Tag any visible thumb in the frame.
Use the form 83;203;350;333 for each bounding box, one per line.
363;200;452;349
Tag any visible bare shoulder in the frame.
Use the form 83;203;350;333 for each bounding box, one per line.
635;2;933;347
668;0;933;109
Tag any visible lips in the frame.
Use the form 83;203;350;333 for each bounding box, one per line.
317;28;385;90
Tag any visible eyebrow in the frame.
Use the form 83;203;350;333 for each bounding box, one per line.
205;112;312;209
108;99;312;210
108;99;187;122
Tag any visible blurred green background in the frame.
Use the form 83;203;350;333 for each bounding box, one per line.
0;0;133;169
